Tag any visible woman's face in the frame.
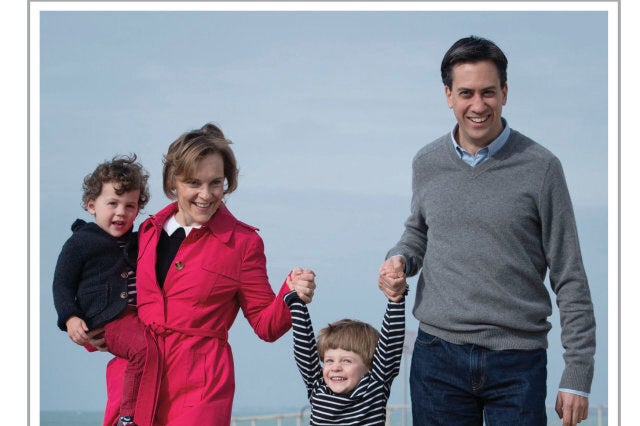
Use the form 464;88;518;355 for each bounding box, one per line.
174;152;225;227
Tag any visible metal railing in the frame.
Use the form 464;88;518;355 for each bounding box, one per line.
230;404;608;426
231;411;307;426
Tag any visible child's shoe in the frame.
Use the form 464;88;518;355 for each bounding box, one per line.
116;416;137;426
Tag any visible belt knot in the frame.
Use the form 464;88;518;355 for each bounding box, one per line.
149;323;171;336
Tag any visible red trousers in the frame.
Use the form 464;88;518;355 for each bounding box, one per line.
104;308;147;419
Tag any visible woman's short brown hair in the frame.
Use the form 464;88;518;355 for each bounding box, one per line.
162;122;239;199
317;319;380;369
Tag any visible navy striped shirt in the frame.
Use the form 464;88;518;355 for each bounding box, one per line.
284;292;405;425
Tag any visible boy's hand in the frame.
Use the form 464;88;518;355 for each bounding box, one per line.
65;316;90;346
288;267;317;304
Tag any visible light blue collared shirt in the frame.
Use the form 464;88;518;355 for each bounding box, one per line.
451;117;510;166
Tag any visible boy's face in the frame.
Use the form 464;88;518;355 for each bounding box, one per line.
322;348;369;395
87;181;140;238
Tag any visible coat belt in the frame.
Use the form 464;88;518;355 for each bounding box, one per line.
148;322;228;341
133;323;228;425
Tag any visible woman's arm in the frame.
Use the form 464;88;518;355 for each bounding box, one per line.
237;235;316;341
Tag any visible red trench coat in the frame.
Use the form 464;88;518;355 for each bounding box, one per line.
102;202;293;426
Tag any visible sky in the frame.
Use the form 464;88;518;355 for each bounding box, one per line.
14;0;629;423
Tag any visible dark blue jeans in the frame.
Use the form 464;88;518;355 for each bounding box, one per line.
410;329;547;426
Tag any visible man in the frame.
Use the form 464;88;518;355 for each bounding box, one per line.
379;36;596;426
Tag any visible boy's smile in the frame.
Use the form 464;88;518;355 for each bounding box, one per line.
322;348;369;395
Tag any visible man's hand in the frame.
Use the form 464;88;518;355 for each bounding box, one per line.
555;391;589;425
378;256;407;301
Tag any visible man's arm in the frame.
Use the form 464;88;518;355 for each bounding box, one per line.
541;158;596;394
380;157;431;291
540;158;596;425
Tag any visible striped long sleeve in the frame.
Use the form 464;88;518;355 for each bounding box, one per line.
284;291;405;426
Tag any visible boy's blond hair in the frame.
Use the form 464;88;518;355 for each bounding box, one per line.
317;319;380;369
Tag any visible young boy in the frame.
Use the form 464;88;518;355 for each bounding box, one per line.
284;268;407;425
53;154;150;426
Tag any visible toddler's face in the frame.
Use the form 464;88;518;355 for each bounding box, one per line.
322;348;369;395
87;181;140;238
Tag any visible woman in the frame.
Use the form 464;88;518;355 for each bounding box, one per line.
96;123;316;426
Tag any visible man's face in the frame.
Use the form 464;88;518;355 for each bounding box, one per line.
445;60;508;153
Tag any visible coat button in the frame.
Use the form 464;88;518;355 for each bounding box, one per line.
120;292;128;299
121;272;128;278
175;261;184;270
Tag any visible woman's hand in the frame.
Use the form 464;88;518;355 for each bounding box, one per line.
87;327;108;352
288;267;317;304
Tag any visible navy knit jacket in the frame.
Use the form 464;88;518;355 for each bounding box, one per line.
52;219;138;331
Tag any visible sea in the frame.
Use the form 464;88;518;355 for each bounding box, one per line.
39;406;608;425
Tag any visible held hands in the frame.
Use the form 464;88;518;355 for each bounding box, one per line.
65;316;90;346
379;256;407;302
287;267;317;304
555;391;589;425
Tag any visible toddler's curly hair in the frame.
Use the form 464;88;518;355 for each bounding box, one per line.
82;154;150;211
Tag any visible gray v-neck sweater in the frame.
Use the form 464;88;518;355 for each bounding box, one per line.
388;129;596;393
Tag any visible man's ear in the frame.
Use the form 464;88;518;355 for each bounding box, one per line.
445;85;453;109
502;83;508;106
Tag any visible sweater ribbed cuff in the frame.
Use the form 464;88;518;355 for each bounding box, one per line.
559;363;594;394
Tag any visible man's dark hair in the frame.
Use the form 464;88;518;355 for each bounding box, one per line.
441;36;508;89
